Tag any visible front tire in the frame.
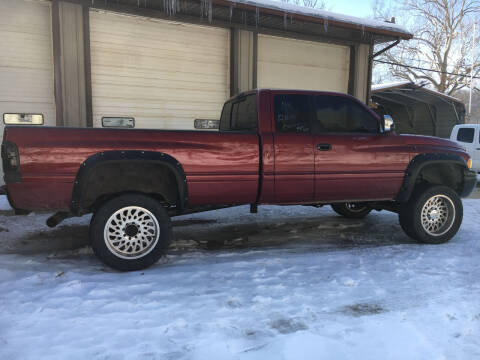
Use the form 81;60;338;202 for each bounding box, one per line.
399;185;463;244
90;194;173;271
331;202;372;219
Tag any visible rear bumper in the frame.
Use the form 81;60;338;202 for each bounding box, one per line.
461;169;478;198
0;185;31;215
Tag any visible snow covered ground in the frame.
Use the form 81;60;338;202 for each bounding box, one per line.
0;194;479;359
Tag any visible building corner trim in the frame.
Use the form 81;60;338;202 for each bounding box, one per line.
83;6;93;127
52;0;64;126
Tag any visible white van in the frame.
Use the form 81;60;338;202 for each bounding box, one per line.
450;124;480;173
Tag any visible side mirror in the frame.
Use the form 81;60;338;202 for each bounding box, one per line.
383;115;395;133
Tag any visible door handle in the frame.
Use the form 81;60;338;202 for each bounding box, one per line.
316;143;332;151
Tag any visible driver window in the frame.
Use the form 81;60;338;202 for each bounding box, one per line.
313;95;379;134
274;94;311;133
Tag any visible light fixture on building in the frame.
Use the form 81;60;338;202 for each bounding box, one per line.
194;119;219;129
102;117;135;128
3;113;44;125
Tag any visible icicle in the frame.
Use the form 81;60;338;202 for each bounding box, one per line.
283;13;287;29
290;14;292;24
208;0;212;23
361;24;365;37
201;0;213;22
201;0;206;18
323;17;328;32
229;5;233;23
163;0;178;15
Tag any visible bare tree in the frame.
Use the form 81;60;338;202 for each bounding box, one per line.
372;0;388;20
281;0;327;9
374;0;480;95
456;89;480;123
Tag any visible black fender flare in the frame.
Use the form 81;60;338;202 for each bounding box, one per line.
70;150;188;215
396;153;470;202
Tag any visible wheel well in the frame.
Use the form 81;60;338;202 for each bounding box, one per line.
81;161;180;212
415;163;463;195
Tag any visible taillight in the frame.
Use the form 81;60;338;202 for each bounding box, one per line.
1;141;20;171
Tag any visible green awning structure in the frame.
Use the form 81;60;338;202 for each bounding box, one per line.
371;82;466;138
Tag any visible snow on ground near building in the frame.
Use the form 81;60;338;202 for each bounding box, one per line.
0;195;479;359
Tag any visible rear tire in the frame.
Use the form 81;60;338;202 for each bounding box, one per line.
90;193;173;271
331;202;372;219
398;185;462;244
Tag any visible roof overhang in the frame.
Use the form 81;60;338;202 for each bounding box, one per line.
215;0;413;41
372;82;465;110
64;0;412;44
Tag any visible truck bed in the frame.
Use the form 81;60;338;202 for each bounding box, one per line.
3;126;260;211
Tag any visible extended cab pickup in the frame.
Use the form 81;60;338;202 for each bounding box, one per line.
1;89;477;270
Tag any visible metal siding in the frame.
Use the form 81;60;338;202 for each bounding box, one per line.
435;103;458;138
59;1;87;127
412;104;435;136
238;30;254;93
0;0;56;183
257;34;350;92
354;43;369;103
89;10;230;129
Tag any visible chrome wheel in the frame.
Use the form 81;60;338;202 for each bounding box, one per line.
103;206;160;259
345;203;368;212
420;195;455;237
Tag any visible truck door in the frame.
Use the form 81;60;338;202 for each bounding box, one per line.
272;93;315;203
312;94;409;201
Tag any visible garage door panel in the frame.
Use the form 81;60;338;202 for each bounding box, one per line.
92;48;228;66
90;11;229;130
95;102;224;114
258;63;349;93
0;0;56;184
91;16;227;49
0;69;55;102
92;35;228;56
92;83;228;99
259;36;349;68
91;53;228;76
0;101;56;125
0;1;55;117
258;34;349;93
92;71;227;88
0;37;53;69
93;109;220;129
91;84;227;102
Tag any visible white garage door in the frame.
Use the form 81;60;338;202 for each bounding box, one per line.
90;11;230;129
0;0;56;183
257;34;350;93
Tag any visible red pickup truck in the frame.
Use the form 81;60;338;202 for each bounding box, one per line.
2;89;477;270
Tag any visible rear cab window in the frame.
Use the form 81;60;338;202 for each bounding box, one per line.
456;128;475;143
220;94;257;132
